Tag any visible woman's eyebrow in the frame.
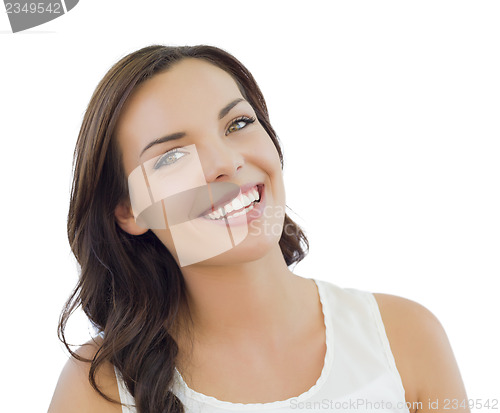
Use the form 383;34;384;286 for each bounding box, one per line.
140;132;185;157
140;99;246;157
219;98;245;119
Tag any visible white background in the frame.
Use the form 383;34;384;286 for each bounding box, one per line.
1;1;499;411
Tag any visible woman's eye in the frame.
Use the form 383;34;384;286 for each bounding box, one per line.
153;149;188;169
226;116;256;135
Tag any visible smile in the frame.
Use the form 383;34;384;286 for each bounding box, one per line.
203;184;262;221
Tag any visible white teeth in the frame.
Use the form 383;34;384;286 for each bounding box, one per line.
204;203;256;220
231;197;244;210
242;194;251;206
252;188;260;201
227;204;255;220
203;185;261;220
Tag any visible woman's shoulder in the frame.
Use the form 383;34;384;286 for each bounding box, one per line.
373;292;445;347
373;292;469;412
48;337;122;413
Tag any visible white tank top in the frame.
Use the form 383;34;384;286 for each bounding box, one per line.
115;279;410;412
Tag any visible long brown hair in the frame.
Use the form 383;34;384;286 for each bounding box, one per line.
59;44;309;413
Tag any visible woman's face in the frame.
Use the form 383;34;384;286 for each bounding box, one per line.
115;58;286;267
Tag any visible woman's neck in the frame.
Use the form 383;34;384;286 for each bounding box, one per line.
178;245;307;344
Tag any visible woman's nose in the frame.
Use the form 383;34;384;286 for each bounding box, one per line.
199;140;244;183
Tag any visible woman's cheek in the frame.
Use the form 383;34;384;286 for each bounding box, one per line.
244;129;282;170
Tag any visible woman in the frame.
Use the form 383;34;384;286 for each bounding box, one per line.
49;45;468;413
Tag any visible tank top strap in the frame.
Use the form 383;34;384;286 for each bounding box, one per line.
313;280;408;412
114;366;137;413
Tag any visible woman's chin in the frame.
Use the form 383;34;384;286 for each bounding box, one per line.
188;250;272;268
153;198;286;268
185;227;282;268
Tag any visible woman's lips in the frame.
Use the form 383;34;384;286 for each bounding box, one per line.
182;182;265;223
202;184;262;220
187;182;240;221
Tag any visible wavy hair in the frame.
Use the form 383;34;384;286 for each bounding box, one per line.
58;44;309;413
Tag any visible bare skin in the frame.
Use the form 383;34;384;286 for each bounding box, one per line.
48;290;469;412
374;294;469;413
49;59;468;412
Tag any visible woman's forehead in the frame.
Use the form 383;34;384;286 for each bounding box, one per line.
115;58;248;170
125;59;243;119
